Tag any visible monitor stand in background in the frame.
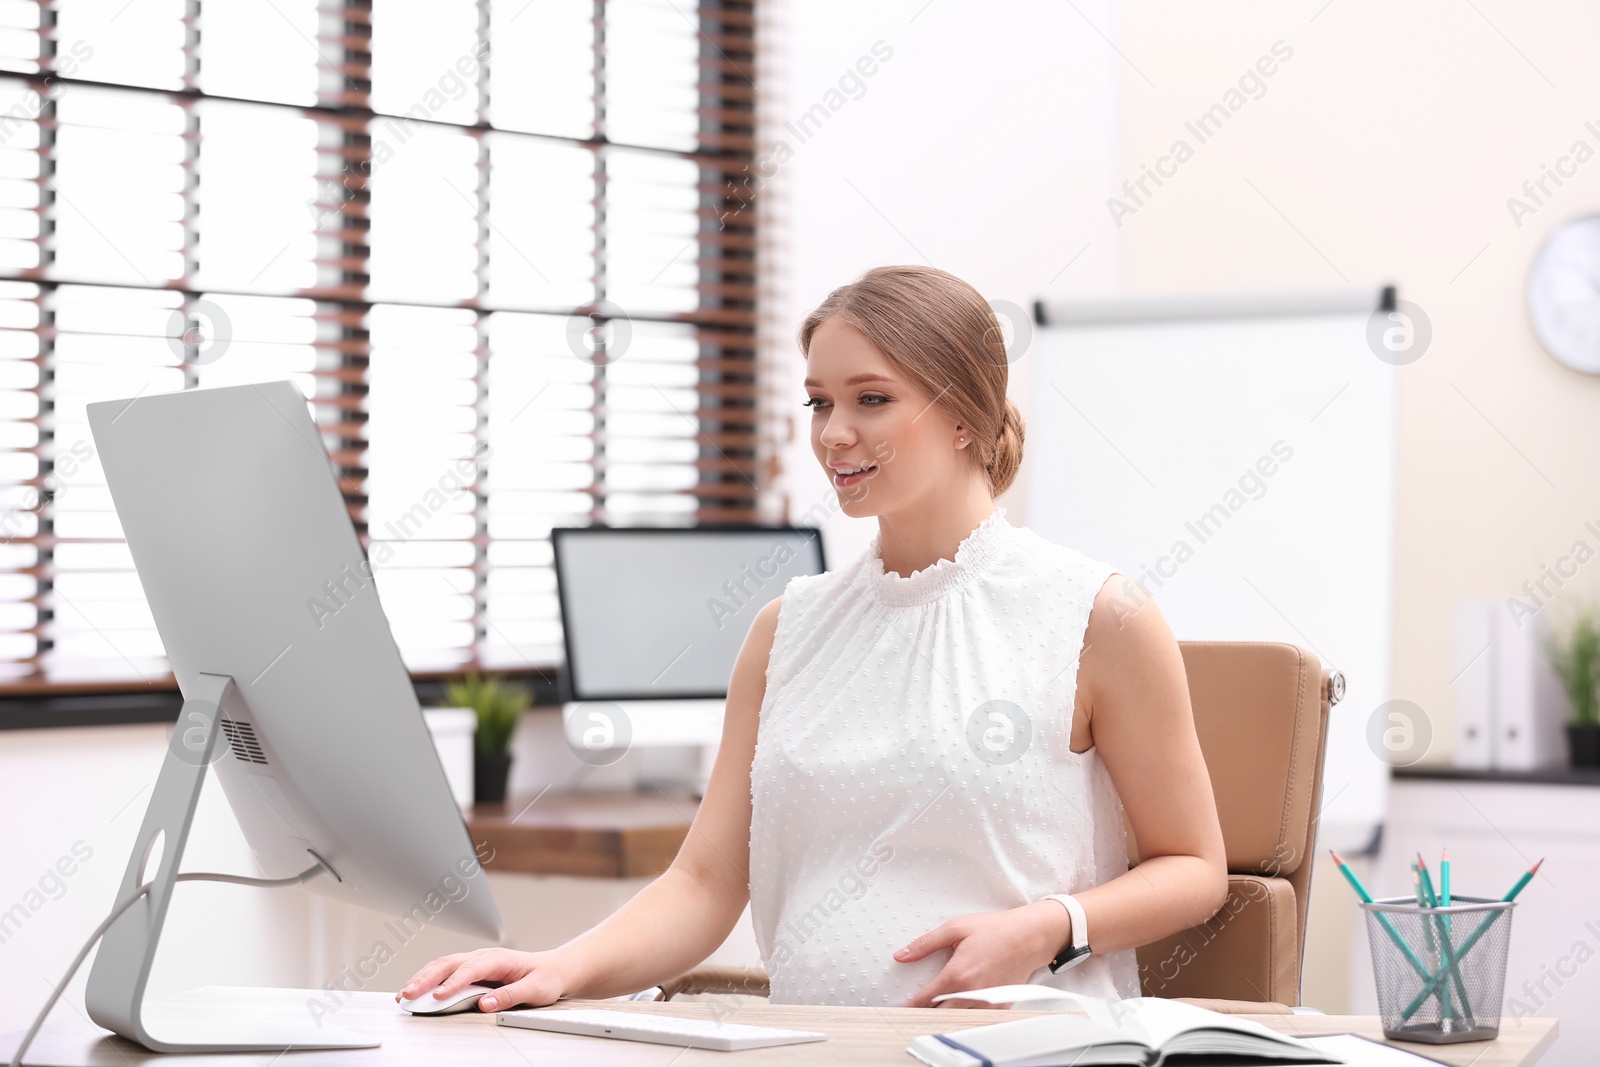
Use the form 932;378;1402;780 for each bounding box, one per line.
562;698;724;795
546;524;824;799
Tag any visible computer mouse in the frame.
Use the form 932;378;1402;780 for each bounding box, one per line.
398;981;503;1015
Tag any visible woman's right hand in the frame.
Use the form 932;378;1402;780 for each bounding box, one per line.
395;947;572;1012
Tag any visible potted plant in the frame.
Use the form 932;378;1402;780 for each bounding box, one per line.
445;671;531;804
1543;604;1600;768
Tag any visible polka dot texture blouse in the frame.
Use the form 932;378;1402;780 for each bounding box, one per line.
747;506;1141;1006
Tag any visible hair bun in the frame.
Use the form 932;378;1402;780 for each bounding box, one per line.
985;399;1025;495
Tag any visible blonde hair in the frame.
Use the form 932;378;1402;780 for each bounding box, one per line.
797;265;1024;496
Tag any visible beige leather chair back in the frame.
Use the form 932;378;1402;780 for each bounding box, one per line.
1130;641;1341;1006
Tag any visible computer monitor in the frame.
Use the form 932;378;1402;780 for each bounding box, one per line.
546;525;827;776
79;380;500;1053
551;525;826;701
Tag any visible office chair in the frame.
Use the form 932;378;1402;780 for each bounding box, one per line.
657;641;1342;1013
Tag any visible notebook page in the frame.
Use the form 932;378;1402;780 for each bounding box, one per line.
1103;998;1319;1053
918;1014;1149;1065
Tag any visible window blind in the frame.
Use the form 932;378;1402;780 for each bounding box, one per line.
0;0;763;692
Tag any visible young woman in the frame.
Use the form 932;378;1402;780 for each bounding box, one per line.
398;265;1227;1011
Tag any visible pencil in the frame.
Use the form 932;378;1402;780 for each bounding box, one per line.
1411;865;1433;952
1440;848;1452;943
1411;864;1446;1017
1503;857;1542;901
1417;852;1474;1025
1400;859;1543;1021
1415;856;1451;1023
1329;850;1439;986
1440;849;1454;1010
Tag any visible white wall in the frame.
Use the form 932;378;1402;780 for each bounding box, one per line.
762;0;1123;555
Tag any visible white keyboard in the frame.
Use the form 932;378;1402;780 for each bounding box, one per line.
497;1007;827;1051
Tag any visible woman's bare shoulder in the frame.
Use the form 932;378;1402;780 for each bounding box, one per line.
1081;573;1183;705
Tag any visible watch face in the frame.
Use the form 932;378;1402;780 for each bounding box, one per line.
1049;945;1092;973
1527;214;1600;374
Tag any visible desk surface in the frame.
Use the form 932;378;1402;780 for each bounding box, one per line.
469;788;700;878
0;987;1560;1066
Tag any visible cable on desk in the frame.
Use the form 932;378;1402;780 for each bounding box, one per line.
8;855;333;1067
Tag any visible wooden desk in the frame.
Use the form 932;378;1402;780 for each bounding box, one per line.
468;789;699;878
0;987;1561;1066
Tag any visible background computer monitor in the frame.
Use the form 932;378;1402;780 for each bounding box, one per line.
551;526;826;701
81;380;499;1051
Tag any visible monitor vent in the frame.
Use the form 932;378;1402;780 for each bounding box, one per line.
221;719;268;765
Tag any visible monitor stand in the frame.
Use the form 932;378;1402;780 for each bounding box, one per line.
561;699;722;794
83;672;378;1053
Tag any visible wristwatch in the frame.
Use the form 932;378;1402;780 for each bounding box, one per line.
1043;893;1091;973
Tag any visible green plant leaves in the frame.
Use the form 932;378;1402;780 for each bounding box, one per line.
443;670;532;755
1543;605;1600;728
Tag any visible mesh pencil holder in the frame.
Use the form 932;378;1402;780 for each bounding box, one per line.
1360;894;1516;1044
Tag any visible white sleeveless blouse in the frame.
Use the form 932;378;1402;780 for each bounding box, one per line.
747;506;1142;1006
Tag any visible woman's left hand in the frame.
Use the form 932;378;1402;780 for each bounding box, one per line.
894;901;1066;1007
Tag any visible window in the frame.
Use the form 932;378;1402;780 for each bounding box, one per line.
0;0;763;694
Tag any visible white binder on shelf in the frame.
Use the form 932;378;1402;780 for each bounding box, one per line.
1451;600;1495;770
1492;608;1568;771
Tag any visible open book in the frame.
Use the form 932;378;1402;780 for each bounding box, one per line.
906;985;1344;1067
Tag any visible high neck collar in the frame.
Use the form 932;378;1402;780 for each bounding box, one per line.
863;507;1013;607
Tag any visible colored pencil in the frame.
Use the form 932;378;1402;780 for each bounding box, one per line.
1441;849;1455;1019
1400;859;1543;1021
1411;864;1447;1017
1418;851;1471;1024
1330;850;1439;986
1503;858;1541;901
1440;848;1452;943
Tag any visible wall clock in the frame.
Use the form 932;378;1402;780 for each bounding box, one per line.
1528;214;1600;374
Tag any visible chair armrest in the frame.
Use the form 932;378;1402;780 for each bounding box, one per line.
655;965;770;1001
1136;874;1300;1003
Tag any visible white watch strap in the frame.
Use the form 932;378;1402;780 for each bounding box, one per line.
1045;893;1090;971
